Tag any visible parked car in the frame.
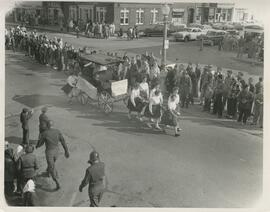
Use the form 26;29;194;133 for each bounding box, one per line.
202;30;227;46
226;29;241;39
212;22;234;30
173;27;204;42
144;24;186;37
188;23;212;33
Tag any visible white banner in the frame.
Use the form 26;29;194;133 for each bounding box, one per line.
111;79;128;97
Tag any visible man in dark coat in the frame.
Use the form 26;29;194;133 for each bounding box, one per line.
165;65;178;94
5;141;16;196
255;77;263;94
194;64;201;98
20;108;33;145
237;84;254;124
17;145;38;191
36;121;69;190
213;74;225;118
79;151;106;207
179;70;192;108
39;107;49;139
186;63;196;105
127;57;139;88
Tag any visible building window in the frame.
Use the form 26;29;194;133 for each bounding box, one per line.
150;8;158;24
120;8;129;25
79;8;82;20
136;8;144;25
227;9;232;21
96;7;106;23
196;7;201;21
69;7;77;21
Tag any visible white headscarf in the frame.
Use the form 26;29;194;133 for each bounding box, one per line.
14;144;24;161
23;179;35;193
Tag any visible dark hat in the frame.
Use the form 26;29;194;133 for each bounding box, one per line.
88;151;100;163
218;74;223;79
41;106;48;113
243;83;248;89
227;70;232;73
238;71;243;76
22;108;29;113
25;145;34;153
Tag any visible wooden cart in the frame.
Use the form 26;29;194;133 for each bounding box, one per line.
75;53;129;114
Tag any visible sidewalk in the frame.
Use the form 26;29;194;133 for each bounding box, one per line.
6;22;105;39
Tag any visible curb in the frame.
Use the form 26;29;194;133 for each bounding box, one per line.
6;22;102;39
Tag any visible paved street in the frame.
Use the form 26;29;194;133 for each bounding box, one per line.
5;40;263;208
23;30;263;77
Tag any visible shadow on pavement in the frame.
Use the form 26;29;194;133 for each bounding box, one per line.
5;136;37;145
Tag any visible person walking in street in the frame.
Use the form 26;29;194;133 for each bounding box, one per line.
79;151;106;207
139;75;150;101
20;108;34;145
36;121;70;190
237;84;254;125
17;145;38;195
144;89;163;129
161;87;182;136
127;82;145;120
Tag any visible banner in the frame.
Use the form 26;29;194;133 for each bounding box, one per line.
111;79;128;97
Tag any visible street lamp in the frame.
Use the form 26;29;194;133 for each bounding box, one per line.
161;3;170;70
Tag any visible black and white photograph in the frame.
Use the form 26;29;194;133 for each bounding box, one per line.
2;0;268;209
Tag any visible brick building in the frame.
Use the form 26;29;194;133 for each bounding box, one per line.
52;2;197;31
7;1;238;30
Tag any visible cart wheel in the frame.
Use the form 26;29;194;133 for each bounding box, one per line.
77;92;89;105
104;100;113;114
98;91;113;114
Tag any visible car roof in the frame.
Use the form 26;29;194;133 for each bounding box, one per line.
186;27;201;30
80;53;123;65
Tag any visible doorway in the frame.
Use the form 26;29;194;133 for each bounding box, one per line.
188;8;194;24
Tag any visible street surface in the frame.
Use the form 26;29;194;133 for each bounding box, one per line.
4;34;263;207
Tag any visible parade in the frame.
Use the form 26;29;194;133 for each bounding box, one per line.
4;1;264;208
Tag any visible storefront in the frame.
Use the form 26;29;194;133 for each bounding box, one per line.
214;3;234;22
171;8;185;25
